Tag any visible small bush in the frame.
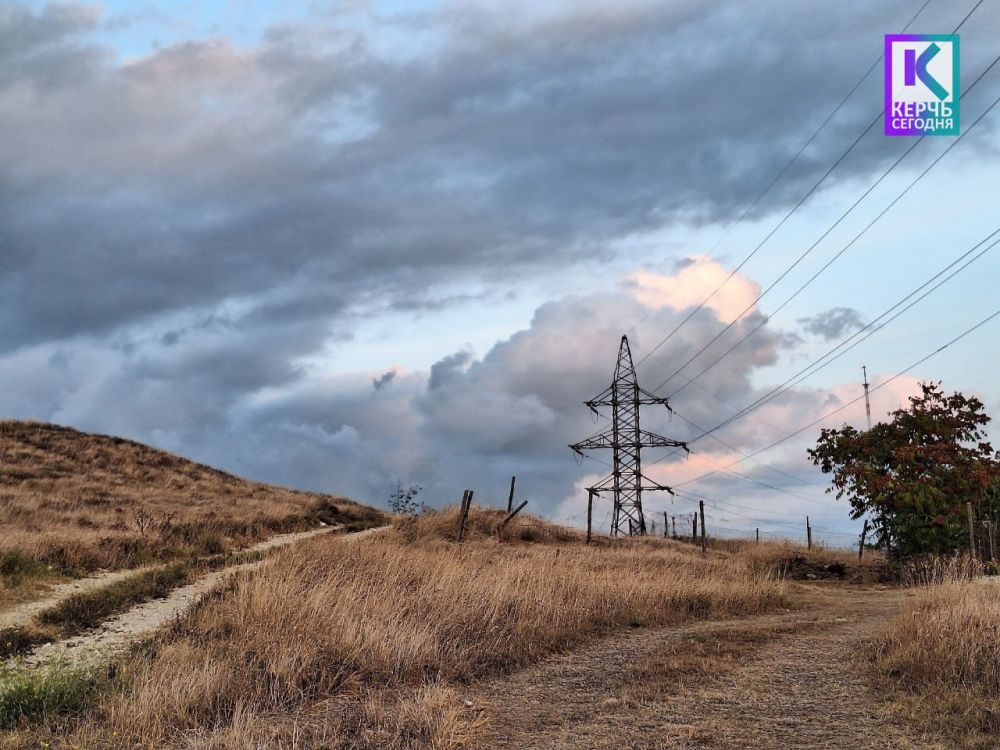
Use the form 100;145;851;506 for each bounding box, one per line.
0;659;109;729
0;628;50;660
0;551;48;581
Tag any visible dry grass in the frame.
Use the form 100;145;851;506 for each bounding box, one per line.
870;577;1000;748
0;421;384;574
18;508;785;748
706;536;885;582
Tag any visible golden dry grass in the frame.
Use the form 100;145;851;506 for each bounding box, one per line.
0;421;384;574
701;536;885;583
871;577;1000;748
22;508;785;749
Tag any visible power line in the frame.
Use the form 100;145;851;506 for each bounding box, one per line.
670;306;1000;487
705;226;1000;437
633;0;985;369
695;0;934;259
652;51;1000;399
633;100;1000;479
637;223;1000;506
672;411;837;506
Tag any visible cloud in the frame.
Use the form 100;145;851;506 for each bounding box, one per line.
372;370;397;391
798;307;866;340
0;0;942;358
625;257;762;324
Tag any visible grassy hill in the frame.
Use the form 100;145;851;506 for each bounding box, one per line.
0;421;385;573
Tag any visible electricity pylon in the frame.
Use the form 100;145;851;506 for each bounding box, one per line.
570;335;688;536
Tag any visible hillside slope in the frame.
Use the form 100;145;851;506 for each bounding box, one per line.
0;421;384;572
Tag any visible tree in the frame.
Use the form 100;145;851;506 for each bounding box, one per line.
388;481;425;516
808;381;999;558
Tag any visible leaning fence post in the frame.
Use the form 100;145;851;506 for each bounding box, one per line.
858;519;869;561
507;476;516;513
499;500;528;531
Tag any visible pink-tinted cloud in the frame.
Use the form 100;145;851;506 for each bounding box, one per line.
625;257;761;324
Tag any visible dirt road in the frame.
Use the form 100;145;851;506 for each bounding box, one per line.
16;526;380;667
472;585;944;750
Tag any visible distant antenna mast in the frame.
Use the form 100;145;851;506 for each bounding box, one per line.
862;365;872;430
570;335;689;536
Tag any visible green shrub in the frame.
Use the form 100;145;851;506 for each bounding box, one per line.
0;551;49;583
0;659;108;729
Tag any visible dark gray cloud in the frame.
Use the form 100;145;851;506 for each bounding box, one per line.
798;307;866;340
2;0;964;355
372;370;396;391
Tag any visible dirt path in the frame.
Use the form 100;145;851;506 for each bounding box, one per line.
471;585;943;750
0;568;155;630
0;526;335;633
21;526;380;667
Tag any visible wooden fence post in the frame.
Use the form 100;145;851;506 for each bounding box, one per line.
692;513;697;542
699;500;706;554
457;490;473;542
858;519;869;561
663;511;668;539
756;528;759;543
499;500;528;531
507;476;516;513
586;490;594;545
671;515;676;539
806;516;812;550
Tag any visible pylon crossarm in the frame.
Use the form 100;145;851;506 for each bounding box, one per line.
638;430;689;451
589;475;616;490
639;471;675;495
583;385;614;411
636;386;673;409
569;430;615;451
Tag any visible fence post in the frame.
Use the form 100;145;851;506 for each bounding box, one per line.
699;500;706;554
499;500;528;530
586;489;594;545
663;511;668;539
671;515;676;539
806;516;812;550
858;518;869;561
692;513;697;542
457;490;473;542
756;528;759;543
507;476;516;513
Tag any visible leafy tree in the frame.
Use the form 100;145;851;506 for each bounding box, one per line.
388;481;426;516
808;382;999;558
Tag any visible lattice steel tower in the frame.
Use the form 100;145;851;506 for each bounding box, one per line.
570;335;688;536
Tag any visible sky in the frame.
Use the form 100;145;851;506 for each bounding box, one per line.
2;0;999;547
